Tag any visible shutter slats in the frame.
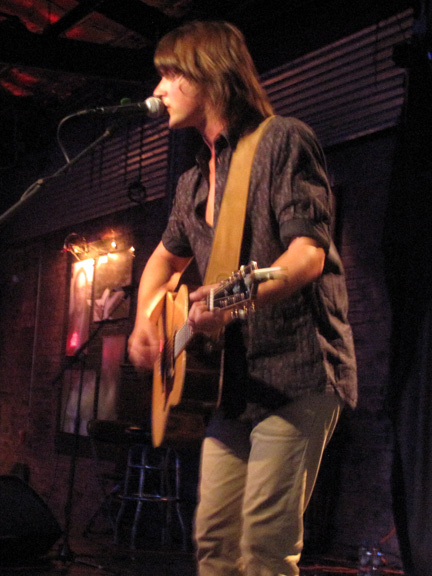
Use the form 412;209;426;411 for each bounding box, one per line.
6;9;412;242
7;117;170;240
263;10;412;147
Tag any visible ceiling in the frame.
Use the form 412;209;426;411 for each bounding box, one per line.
0;0;416;115
0;0;305;115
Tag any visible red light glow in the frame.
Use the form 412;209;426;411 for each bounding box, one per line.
68;331;79;350
0;78;32;97
10;69;39;87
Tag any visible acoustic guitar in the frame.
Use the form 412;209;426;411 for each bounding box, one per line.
151;262;285;446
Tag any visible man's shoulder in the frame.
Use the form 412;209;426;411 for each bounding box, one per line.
261;115;322;160
267;114;317;138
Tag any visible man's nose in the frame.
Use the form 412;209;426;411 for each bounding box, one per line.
153;79;165;98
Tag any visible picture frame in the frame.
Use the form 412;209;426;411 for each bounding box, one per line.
93;250;133;322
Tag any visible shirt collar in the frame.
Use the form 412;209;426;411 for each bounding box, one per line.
195;131;230;169
194;115;262;172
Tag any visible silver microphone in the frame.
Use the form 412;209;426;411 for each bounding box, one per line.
75;97;165;119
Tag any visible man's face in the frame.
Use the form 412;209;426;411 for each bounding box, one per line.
153;74;205;131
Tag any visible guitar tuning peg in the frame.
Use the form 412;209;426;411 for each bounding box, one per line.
230;305;253;321
230;309;240;320
238;308;249;320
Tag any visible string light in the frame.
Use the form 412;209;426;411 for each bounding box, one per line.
62;232;134;260
62;233;88;260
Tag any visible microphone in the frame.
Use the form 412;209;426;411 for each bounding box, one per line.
75;97;165;119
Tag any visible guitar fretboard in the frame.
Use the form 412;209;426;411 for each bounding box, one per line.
174;322;193;358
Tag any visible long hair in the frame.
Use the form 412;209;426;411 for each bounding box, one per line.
154;21;274;129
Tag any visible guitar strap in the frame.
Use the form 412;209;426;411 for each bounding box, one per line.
204;115;275;285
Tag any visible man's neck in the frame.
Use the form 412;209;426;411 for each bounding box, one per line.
200;109;226;150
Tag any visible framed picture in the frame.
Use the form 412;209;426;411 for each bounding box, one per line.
66;258;95;356
93;250;133;322
60;368;97;436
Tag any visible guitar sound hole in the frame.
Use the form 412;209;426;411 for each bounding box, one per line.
161;339;175;381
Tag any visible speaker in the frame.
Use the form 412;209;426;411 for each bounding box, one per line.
0;475;62;562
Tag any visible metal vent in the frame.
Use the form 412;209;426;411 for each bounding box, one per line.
262;10;413;147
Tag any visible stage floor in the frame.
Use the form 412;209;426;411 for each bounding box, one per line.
0;528;405;576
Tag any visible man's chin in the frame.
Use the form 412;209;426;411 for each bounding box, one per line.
168;116;191;130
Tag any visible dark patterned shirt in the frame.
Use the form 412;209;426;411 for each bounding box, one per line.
162;115;357;412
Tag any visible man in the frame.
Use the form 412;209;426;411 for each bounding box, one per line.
128;20;357;576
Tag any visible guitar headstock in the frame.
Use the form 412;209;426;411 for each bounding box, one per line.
207;261;287;319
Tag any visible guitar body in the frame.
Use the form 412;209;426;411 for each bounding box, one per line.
152;284;224;447
150;262;284;446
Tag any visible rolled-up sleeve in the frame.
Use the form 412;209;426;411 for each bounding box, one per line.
269;118;333;252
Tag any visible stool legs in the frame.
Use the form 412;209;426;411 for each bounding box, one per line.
160;448;187;551
130;445;147;549
115;444;187;550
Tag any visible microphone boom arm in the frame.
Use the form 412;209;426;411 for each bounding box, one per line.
0;97;165;228
0;122;122;228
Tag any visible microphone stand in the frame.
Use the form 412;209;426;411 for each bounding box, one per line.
50;287;132;571
0;98;165;229
0;120;122;228
54;325;103;567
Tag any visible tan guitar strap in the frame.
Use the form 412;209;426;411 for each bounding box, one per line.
204;116;275;285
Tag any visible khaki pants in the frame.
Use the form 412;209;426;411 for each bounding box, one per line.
195;392;343;576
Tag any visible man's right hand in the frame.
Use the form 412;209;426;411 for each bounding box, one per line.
127;242;192;372
128;318;160;372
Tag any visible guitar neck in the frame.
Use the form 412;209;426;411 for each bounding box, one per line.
171;262;281;360
173;290;215;358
